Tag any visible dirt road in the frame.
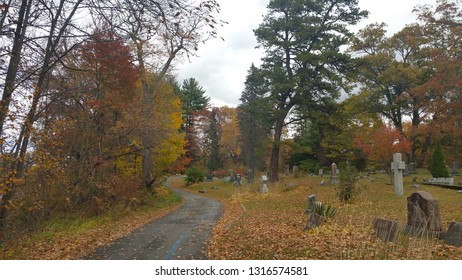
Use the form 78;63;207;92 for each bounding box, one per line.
87;179;223;260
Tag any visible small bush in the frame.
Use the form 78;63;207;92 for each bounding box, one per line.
153;186;170;198
184;166;205;185
429;141;449;178
337;165;364;203
312;201;337;219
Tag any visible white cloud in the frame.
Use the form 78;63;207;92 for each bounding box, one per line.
176;0;437;107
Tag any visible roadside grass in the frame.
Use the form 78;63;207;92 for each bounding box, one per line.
1;181;184;260
184;170;462;260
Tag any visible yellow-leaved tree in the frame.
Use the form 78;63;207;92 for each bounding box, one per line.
149;77;186;179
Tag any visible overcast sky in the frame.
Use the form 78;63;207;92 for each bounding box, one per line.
176;0;437;107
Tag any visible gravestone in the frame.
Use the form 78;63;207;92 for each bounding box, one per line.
206;173;213;182
391;153;405;196
373;218;399;242
330;163;339;184
318;169;324;177
408;163;417;175
286;182;297;190
247;169;254;184
404;191;443;238
284;165;290;176
234;174;242;186
293;165;300;177
305;213;323;230
305;194;316;214
229;169;235;183
444;222;462;247
258;175;269;194
403;164;410;177
451;161;459;175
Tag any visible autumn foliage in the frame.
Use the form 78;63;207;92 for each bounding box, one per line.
354;125;412;168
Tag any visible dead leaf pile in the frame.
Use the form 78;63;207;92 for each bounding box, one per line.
203;176;462;260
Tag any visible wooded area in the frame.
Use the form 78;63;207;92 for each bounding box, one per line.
1;0;462;244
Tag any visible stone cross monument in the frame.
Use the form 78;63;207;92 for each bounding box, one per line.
391;153;405;196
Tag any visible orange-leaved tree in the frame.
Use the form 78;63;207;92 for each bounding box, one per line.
354;124;412;169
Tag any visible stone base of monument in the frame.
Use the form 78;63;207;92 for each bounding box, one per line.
258;184;268;194
305;213;323;230
330;176;339;185
403;225;445;240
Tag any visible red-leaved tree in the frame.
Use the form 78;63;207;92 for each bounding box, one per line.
354;124;412;169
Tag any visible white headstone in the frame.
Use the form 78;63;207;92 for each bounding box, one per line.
391;153;405;196
259;175;268;194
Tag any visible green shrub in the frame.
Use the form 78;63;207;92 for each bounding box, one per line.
429;141;449;178
337;165;364;203
184;166;205;184
312;201;337;219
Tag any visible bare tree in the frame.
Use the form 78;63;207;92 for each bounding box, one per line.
0;0;88;240
0;0;33;137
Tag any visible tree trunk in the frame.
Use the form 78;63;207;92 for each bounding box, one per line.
0;0;32;135
0;0;83;240
408;106;421;164
269;117;285;182
134;41;156;189
141;135;154;188
417;134;432;168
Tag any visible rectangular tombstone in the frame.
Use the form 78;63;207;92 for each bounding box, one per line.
293;165;299;176
373;218;398;242
229;169;235;183
284;165;290;176
408;163;417;174
306;195;316;214
258;175;268;194
235;174;242;186
247;169;254;184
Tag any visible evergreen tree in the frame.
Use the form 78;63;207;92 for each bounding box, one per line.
237;64;272;171
429;141;449;178
206;108;222;172
254;0;368;181
176;78;210;165
178;78;210;129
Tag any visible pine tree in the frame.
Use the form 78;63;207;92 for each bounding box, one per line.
237;64;272;171
178;78;210;129
206;108;222;172
429;141;449;178
254;0;367;181
176;78;210;165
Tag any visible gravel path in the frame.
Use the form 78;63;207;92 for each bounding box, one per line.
87;178;223;260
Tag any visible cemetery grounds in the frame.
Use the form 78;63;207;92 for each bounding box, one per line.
185;171;462;260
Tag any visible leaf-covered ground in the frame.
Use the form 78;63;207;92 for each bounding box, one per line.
186;172;462;260
1;179;185;260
